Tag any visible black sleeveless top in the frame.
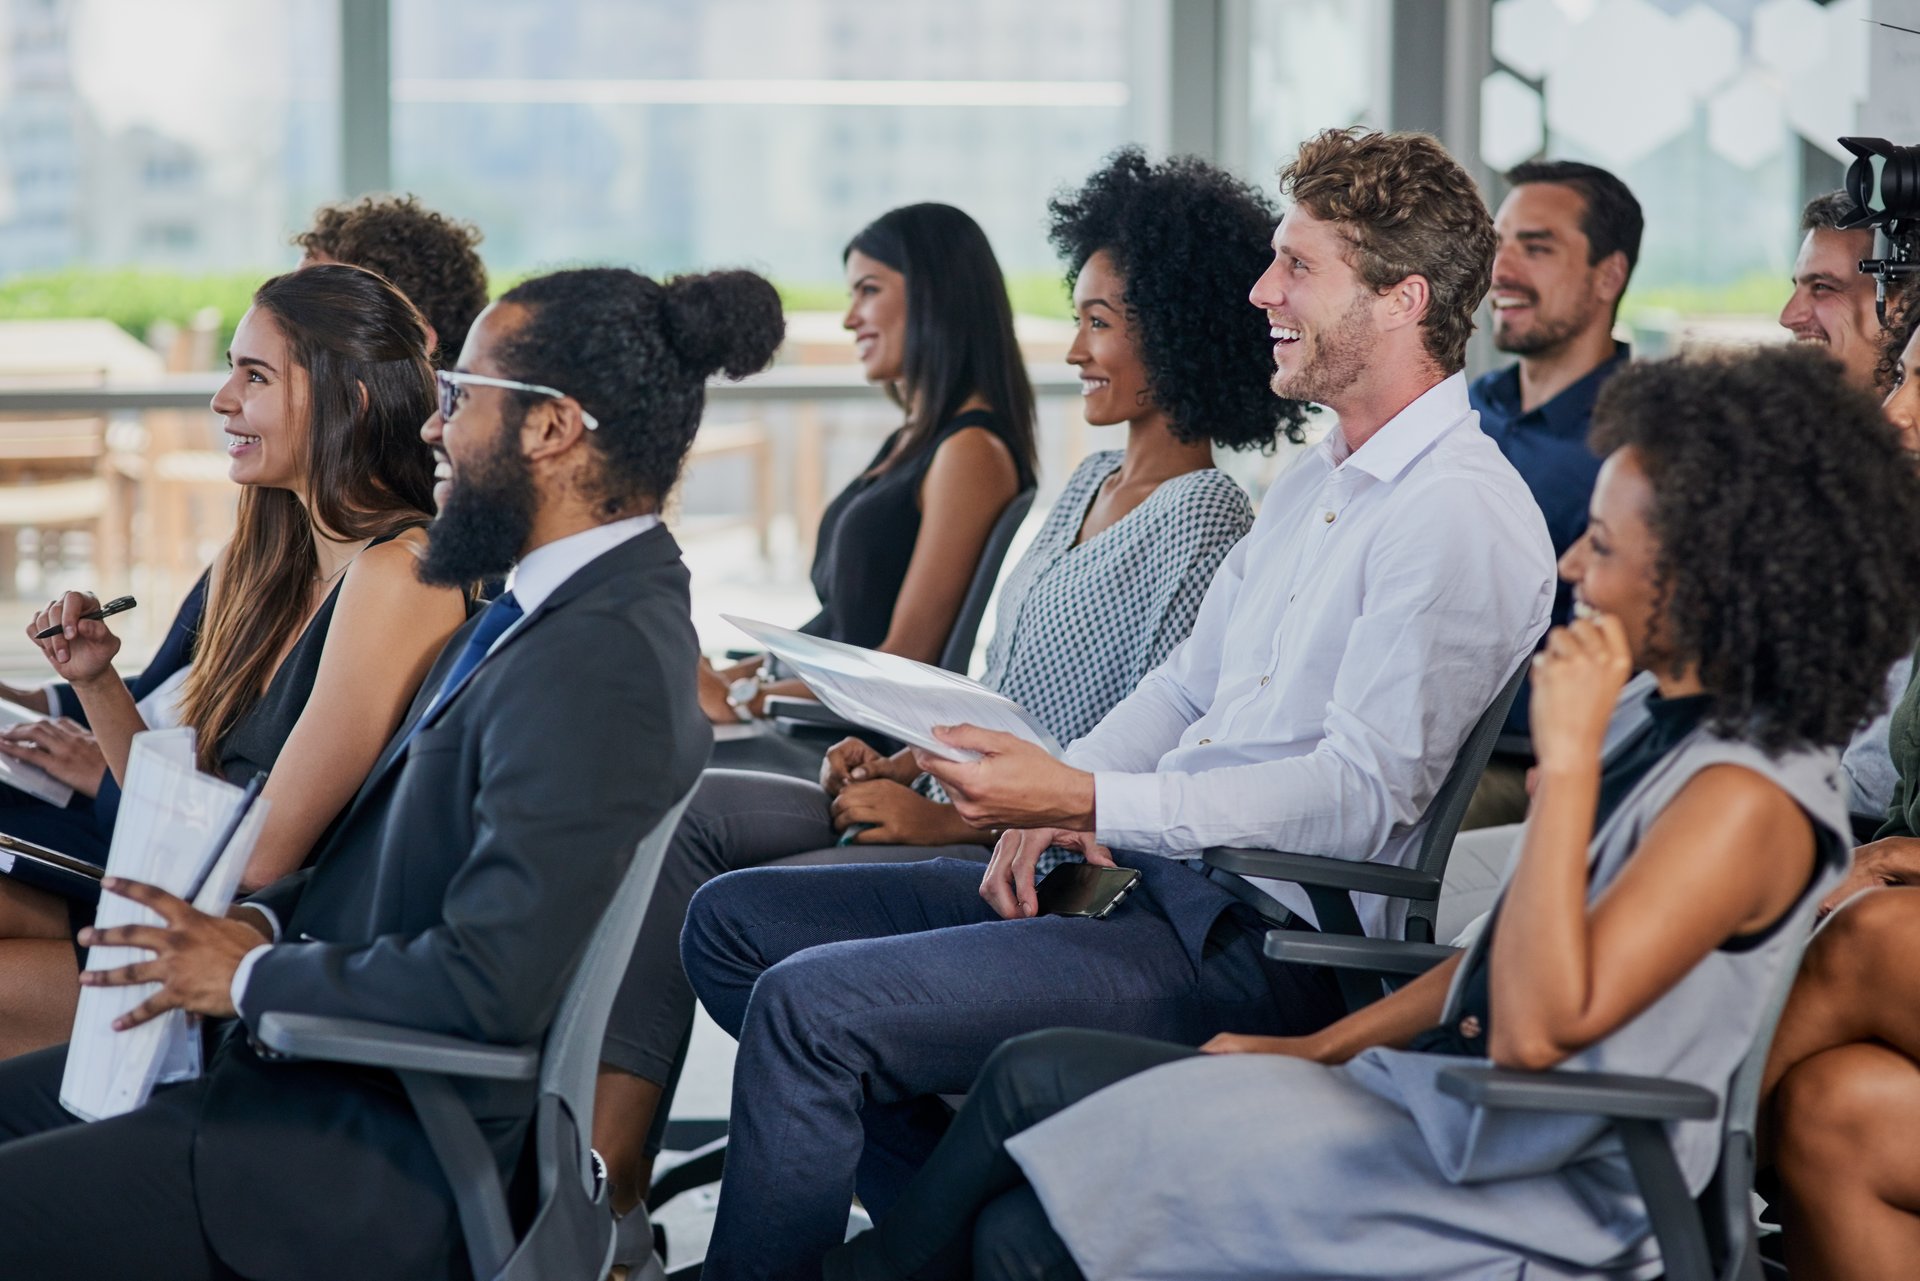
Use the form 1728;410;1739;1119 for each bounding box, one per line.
218;529;415;787
800;408;1030;651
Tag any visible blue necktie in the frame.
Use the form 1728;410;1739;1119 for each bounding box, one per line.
399;592;522;751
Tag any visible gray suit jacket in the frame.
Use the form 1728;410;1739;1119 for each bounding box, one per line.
195;525;710;1281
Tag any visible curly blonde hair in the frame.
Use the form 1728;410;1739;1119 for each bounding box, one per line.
1280;128;1496;372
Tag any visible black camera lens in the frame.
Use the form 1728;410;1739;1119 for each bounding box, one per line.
1842;137;1920;225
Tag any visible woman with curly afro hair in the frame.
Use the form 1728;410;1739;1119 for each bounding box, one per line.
818;149;1319;850
826;344;1920;1281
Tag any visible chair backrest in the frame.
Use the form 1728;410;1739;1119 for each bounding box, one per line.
1403;660;1528;942
501;792;694;1280
1695;925;1822;1281
937;486;1036;674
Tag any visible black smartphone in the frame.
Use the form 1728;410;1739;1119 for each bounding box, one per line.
1035;862;1141;919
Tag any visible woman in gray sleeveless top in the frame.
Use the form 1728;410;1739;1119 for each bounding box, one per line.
824;349;1920;1280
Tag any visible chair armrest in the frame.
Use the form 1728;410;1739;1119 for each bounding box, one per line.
762;695;857;733
1265;930;1459;976
1203;846;1442;901
256;1012;539;1082
1436;1065;1718;1121
1492;731;1533;759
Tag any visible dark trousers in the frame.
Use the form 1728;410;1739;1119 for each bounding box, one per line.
600;769;983;1156
0;1043;239;1278
680;857;1343;1281
827;1028;1200;1281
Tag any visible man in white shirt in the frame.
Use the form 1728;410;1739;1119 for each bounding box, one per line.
680;129;1555;1281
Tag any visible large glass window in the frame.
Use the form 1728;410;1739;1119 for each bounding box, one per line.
390;0;1149;296
0;0;338;277
1240;0;1381;181
1486;0;1869;334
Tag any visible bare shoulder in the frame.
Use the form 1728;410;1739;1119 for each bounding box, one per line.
1657;762;1816;873
925;424;1020;492
337;529;463;625
1673;762;1809;827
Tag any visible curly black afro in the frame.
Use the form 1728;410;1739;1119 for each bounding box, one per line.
1048;148;1314;449
1590;345;1920;754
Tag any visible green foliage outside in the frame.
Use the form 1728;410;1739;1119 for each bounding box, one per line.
0;268;264;357
0;265;1785;364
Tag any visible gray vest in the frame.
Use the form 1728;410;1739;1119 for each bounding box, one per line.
1376;713;1849;1190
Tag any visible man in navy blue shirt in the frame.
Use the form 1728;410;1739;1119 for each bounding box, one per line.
1464;159;1642;827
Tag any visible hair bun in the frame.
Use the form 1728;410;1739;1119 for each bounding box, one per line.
659;270;785;380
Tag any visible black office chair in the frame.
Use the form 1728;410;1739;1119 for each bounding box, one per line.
763;485;1038;741
1202;660;1528;1011
257;794;695;1281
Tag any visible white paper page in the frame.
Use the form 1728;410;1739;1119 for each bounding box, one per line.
0;697;75;808
724;616;1061;761
60;730;267;1121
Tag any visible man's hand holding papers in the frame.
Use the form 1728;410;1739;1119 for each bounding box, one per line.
77;879;267;1028
913;724;1096;831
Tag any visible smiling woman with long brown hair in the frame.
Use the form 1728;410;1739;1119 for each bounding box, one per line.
0;263;468;1059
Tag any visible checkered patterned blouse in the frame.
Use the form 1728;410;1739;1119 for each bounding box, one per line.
979;450;1253;747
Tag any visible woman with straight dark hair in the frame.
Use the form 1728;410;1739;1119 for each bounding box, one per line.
0;264;468;1059
699;204;1036;755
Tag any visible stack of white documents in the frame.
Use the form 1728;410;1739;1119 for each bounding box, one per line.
723;616;1061;760
60;728;267;1122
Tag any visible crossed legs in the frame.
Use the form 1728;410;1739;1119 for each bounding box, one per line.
1764;887;1920;1279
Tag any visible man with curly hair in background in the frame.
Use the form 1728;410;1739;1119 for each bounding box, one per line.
295;194;489;370
677;128;1556;1281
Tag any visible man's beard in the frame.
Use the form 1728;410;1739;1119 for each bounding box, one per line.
417;418;537;588
1272;290;1373;406
1493;294;1594;357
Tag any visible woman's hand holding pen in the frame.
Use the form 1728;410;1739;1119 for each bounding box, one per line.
26;591;123;685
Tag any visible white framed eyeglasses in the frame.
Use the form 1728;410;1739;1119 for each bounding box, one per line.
435;370;600;430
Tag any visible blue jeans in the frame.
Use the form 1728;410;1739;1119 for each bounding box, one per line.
681;856;1344;1281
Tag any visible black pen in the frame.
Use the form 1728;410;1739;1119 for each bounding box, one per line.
35;595;136;640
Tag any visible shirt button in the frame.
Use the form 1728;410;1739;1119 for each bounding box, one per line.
1323;511;1336;524
1259;675;1270;686
1198;738;1212;745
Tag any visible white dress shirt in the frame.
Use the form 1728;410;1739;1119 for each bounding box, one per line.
230;515;661;1008
1064;374;1554;937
